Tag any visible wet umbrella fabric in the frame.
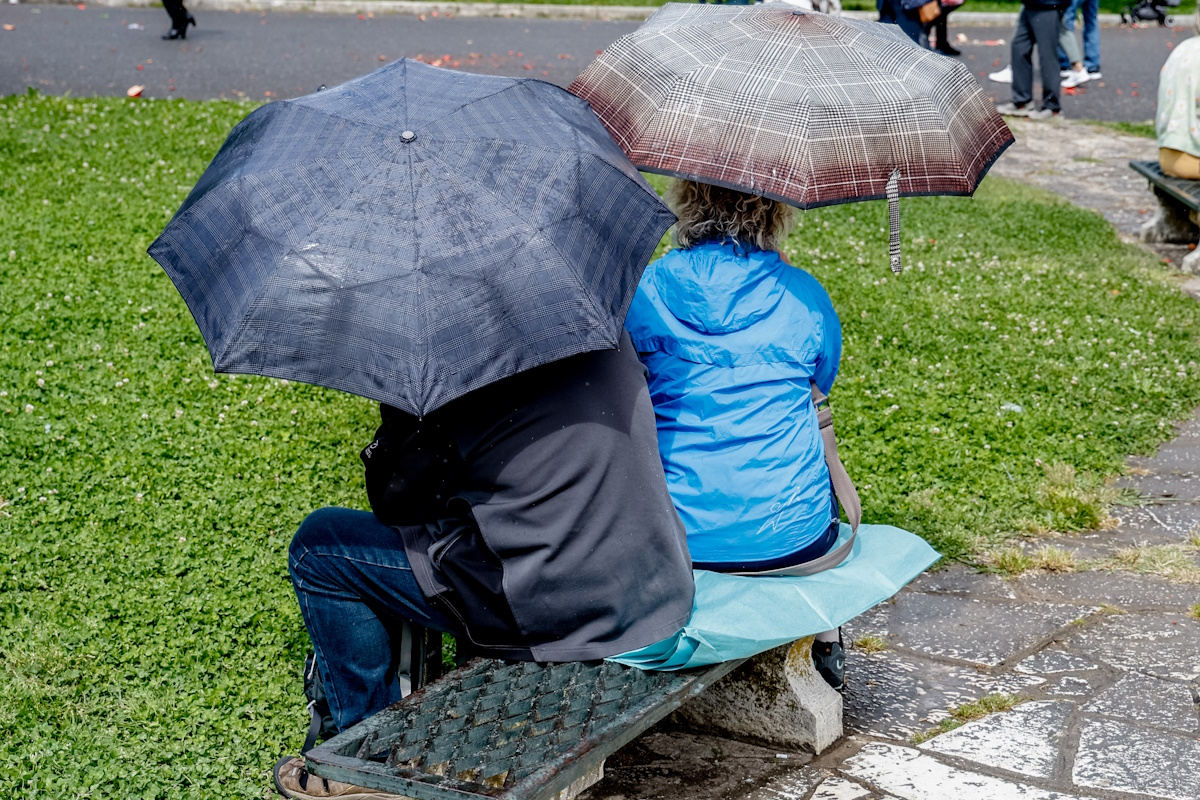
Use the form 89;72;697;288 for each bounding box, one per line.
148;59;675;417
569;4;1013;269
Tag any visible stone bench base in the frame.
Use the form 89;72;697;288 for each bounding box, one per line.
677;636;844;754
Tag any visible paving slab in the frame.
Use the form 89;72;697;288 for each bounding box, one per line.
844;649;1045;740
1066;612;1200;681
742;767;828;800
1128;444;1200;475
809;776;876;800
842;742;1081;800
843;603;893;642
1072;718;1200;800
919;701;1073;780
1083;673;1199;733
1016;570;1200;610
1045;676;1099;697
907;567;1016;600
1110;505;1200;544
1013;649;1101;676
1116;471;1200;501
888;593;1084;667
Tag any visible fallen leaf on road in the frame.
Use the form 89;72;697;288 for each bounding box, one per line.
2;23;14;31
596;50;602;55
264;91;272;97
542;70;549;76
558;53;573;60
418;13;426;21
127;84;144;97
357;13;364;19
431;10;438;16
145;58;152;63
77;3;85;8
955;33;967;42
1189;243;1197;251
137;64;144;70
523;64;533;70
379;55;386;61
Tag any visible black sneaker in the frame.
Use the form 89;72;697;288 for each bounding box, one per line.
811;630;846;692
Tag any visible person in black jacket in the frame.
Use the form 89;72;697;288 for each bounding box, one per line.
285;331;695;731
996;0;1069;119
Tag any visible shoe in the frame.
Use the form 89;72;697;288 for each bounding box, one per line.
936;41;962;57
1060;69;1072;78
1087;70;1102;81
811;631;846;692
1027;108;1061;120
988;65;1013;83
273;756;403;799
162;28;183;40
1061;68;1091;88
995;102;1031;117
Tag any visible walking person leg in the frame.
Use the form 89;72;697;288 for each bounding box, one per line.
1057;0;1083;71
1031;8;1064;116
1079;0;1101;76
998;9;1036;116
160;0;195;40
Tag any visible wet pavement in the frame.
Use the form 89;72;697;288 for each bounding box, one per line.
0;3;1192;123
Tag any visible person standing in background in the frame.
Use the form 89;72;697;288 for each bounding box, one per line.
161;0;196;40
995;0;1069;120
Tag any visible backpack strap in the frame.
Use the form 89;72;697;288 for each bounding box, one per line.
732;382;861;578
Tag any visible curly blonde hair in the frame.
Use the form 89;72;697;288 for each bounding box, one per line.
669;180;794;251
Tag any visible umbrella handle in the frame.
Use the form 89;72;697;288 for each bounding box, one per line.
887;169;902;275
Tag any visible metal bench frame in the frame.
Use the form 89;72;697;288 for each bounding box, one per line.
305;637;842;800
1131;159;1200;272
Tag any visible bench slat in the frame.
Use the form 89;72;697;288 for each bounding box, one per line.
1130;159;1200;211
306;656;744;800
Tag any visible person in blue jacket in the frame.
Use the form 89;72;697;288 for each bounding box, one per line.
625;179;848;690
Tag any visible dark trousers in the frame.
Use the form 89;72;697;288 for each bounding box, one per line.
289;507;460;731
1012;7;1063;112
162;0;190;30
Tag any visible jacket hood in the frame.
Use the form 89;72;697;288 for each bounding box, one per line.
652;241;787;335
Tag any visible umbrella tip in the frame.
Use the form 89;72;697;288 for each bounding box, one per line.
317;84;327;92
401;130;416;142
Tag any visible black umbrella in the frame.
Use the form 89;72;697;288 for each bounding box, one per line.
149;59;675;416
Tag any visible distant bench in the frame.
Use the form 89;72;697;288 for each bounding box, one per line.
1131;159;1200;272
305;636;842;800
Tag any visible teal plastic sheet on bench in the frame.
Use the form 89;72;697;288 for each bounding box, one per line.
608;523;939;671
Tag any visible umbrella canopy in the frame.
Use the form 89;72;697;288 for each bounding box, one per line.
569;3;1013;211
149;59;675;417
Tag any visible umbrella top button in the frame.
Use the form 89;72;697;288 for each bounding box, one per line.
401;130;416;142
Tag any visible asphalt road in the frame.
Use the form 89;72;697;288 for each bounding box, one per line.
0;3;1190;122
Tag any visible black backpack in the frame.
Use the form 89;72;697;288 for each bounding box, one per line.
300;621;447;754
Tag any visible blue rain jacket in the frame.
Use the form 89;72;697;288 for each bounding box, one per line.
625;240;842;566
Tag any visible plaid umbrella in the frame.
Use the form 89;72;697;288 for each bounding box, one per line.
569;3;1013;272
149;59;675;417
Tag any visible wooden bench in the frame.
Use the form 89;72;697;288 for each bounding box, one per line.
1131;159;1200;272
304;636;842;800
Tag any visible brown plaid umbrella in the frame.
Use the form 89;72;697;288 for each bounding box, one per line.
569;3;1014;272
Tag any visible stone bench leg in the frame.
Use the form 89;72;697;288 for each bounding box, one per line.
1141;187;1200;272
675;636;843;754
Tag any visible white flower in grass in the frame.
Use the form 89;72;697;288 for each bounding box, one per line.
141;413;149;420
24;404;34;413
37;379;44;388
174;409;183;418
250;420;259;427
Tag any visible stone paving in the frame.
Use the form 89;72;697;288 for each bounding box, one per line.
579;121;1200;800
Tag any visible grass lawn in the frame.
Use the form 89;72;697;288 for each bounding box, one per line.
4;91;1200;797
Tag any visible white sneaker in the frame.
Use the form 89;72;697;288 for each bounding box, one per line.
1088;70;1102;81
988;65;1013;84
1060;69;1073;78
1061;68;1091;88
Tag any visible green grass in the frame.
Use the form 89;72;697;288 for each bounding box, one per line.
911;694;1024;743
5;92;1200;797
1087;120;1158;139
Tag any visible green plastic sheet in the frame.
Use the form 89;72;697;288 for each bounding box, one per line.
609;523;939;670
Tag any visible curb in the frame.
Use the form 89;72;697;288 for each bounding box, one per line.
13;0;1130;24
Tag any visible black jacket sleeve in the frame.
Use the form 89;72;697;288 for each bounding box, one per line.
361;404;465;526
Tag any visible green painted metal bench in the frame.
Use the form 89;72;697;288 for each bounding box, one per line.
1131;159;1200;272
304;637;842;800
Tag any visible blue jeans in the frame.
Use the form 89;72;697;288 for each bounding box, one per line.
1058;0;1101;72
288;507;460;731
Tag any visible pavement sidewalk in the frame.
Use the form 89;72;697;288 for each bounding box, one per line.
17;0;1130;25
